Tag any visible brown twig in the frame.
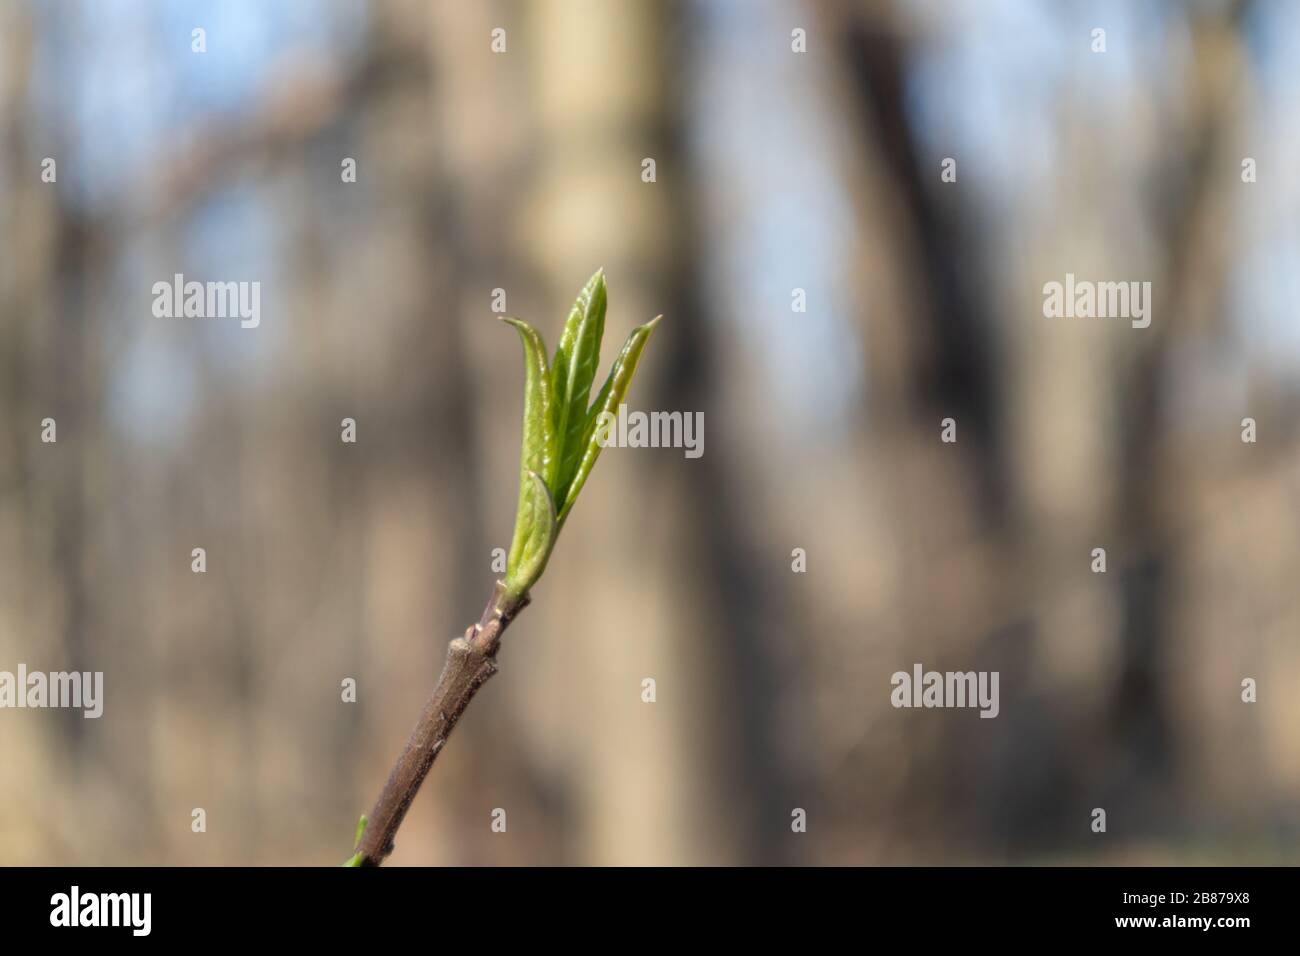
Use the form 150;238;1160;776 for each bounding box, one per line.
354;581;530;866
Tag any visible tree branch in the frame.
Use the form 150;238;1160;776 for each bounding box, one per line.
353;581;530;866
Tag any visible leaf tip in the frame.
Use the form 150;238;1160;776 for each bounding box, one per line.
524;468;548;493
582;269;608;307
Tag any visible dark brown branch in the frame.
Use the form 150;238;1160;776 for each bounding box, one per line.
354;581;530;866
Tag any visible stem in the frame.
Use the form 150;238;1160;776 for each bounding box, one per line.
353;581;530;866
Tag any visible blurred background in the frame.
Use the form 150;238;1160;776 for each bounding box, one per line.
1;0;1298;865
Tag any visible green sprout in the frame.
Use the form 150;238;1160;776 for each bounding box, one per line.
346;270;659;867
500;269;660;601
341;814;367;868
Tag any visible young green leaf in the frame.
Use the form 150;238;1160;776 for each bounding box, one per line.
502;317;557;485
502;317;558;584
342;814;368;867
557;315;661;524
551;270;608;504
504;470;557;599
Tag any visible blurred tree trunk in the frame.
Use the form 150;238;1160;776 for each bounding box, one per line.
515;0;788;864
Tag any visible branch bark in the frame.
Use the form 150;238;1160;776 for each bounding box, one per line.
354;581;530;866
